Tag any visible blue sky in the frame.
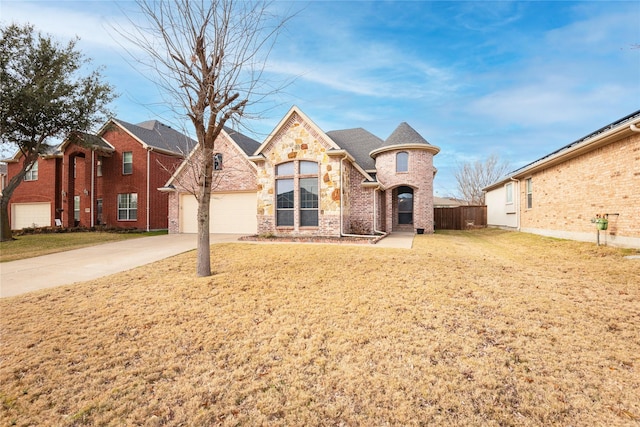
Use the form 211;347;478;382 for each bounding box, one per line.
2;1;639;196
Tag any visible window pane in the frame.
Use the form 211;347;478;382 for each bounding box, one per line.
505;183;513;204
300;161;317;175
276;179;294;208
300;210;318;226
396;152;408;172
123;152;133;174
398;212;413;224
300;178;318;208
277;210;294;226
276;162;294;176
214;153;223;170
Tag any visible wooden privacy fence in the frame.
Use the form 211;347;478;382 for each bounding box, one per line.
434;206;487;230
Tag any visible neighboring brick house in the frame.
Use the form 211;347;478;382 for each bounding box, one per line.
5;119;193;231
166;106;440;236
484;110;640;248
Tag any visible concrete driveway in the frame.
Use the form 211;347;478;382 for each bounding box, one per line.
0;234;243;298
1;232;413;298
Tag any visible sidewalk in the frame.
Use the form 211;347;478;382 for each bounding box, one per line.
1;232;413;298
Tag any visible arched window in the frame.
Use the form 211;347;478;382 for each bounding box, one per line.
275;160;319;227
214;153;223;170
396;152;408;172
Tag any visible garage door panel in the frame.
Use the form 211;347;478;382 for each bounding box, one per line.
180;193;256;234
11;203;51;230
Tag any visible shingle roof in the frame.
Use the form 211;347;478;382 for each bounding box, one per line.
113;119;196;155
326;128;385;171
223;126;260;156
385;122;432;146
72;131;114;153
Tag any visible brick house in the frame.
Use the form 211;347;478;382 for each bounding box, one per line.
5;119;193;231
166;106;440;236
484;110;640;248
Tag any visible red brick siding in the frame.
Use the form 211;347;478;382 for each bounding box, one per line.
7;156;58;228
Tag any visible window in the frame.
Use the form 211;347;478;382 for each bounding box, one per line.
24;160;38;181
96;156;103;177
74;196;80;222
122;151;133;175
396;152;409;172
118;193;137;220
275;161;319;227
214;153;223;171
398;186;413;224
505;182;513;204
526;178;533;209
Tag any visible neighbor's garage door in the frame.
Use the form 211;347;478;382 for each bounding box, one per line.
11;202;51;230
180;192;256;234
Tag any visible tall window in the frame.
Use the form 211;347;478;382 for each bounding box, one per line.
398;186;413;224
276;161;319;227
118;193;137;220
214;153;223;170
526;178;533;209
505;182;513;204
74;196;80;222
122;151;133;175
24;160;38;181
96;156;103;177
396;152;409;172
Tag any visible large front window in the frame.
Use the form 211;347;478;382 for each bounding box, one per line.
275;161;319;227
118;193;137;221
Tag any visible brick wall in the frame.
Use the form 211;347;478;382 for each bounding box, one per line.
167;131;258;233
520;131;640;247
7;155;58;228
374;148;436;232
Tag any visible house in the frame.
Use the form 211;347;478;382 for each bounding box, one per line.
165;106;440;236
5;119;194;231
484;110;640;248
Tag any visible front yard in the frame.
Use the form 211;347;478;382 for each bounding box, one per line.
1;229;638;426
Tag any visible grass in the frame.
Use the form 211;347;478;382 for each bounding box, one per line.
1;229;639;426
0;230;167;262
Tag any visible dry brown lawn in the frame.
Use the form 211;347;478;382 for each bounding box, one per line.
1;229;639;426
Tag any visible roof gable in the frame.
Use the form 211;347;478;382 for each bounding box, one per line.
254;106;340;156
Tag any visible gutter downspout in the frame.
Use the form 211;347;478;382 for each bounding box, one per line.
339;154;380;239
91;151;95;228
510;177;520;231
146;149;150;232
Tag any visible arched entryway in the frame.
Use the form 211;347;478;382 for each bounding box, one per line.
394;185;414;231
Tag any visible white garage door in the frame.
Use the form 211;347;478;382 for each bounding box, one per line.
11;202;51;230
180;192;257;234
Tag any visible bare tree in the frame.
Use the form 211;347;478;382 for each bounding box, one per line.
119;0;292;276
454;154;510;205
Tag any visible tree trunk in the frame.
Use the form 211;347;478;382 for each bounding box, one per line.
196;145;215;277
0;195;12;242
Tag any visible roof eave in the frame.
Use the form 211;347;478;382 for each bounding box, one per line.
370;143;440;158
